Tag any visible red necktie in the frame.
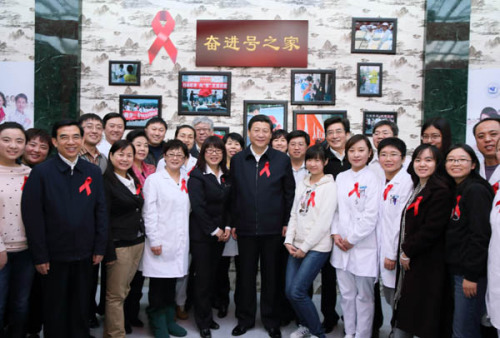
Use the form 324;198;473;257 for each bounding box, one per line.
454;195;461;218
21;176;28;191
407;196;423;216
493;182;499;195
79;177;92;196
307;191;316;207
181;179;188;193
383;184;393;201
348;182;360;198
260;161;271;178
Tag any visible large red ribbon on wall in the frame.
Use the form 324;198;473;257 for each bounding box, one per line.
148;11;177;64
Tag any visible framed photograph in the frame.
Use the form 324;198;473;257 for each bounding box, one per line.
293;110;347;145
243;100;288;145
291;69;335;105
357;63;383;97
109;61;141;86
119;95;162;129
178;71;231;116
363;111;397;136
214;127;229;139
351;18;397;54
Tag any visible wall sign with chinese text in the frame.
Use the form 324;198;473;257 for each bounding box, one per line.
196;20;308;67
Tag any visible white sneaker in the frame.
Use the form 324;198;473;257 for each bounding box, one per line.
290;325;310;338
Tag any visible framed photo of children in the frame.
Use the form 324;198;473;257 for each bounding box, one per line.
351;18;397;54
178;71;231;116
119;95;162;129
109;61;141;86
363;111;397;136
291;69;335;105
293;110;347;145
214;127;229;138
357;63;383;97
243;100;288;145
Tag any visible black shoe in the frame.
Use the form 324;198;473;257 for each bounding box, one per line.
124;321;132;334
210;320;220;330
89;315;99;329
321;320;337;334
232;325;250;336
217;305;228;318
200;328;211;338
268;328;281;338
371;329;379;338
129;317;144;327
280;318;291;327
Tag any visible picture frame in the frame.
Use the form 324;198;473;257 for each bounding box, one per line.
243;100;288;145
351;18;397;54
109;61;141;86
119;95;162;129
213;127;229;138
293;110;347;145
357;63;383;97
291;69;336;105
362;111;397;136
178;71;231;116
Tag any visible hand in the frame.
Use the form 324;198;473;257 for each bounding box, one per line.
384;258;396;271
463;279;477;298
151;246;162;256
93;255;103;265
215;228;224;242
333;235;347;251
341;238;354;251
223;228;231;242
231;228;237;240
400;253;410;271
0;251;7;270
36;262;50;275
282;226;287;237
285;243;297;256
293;249;306;259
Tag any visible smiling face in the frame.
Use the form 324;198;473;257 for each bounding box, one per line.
131;136;149;162
326;122;348;152
288;136;307;162
145;122;166;147
475;120;500;162
248;121;272;151
104;117;125;144
379;145;404;177
204;145;223;168
194;123;213;146
445;148;475;184
23;136;50;166
271;135;288;153
15;97;27;113
0;128;26;165
372;125;394;149
81;119;103;147
164;147;185;172
413;148;437;184
306;157;327;176
110;145;134;176
347;139;372;171
225;137;242;160
176;127;195;151
52;125;82;162
421;126;442;150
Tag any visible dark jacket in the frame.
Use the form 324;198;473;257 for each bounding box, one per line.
103;175;145;262
190;146;200;159
445;176;493;282
144;142;166;166
323;145;350;179
230;147;295;236
394;176;454;338
188;167;231;242
21;155;108;264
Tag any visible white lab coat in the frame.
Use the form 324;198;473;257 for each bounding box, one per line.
156;154;197;177
141;168;190;278
487;192;500;329
369;153;410;183
480;162;500;187
331;166;381;278
377;169;413;288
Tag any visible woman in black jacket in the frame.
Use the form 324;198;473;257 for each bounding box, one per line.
188;136;231;338
103;140;145;338
445;144;493;338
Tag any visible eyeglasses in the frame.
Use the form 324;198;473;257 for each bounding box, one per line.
373;131;392;137
421;134;441;141
446;158;472;165
165;153;185;159
83;124;103;132
195;128;211;133
379;152;402;159
206;148;223;155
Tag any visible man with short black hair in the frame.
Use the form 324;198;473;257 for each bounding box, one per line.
97;113;125;156
287;130;310;184
474;118;500;185
144;117;167;165
369;120;400;181
78;113;107;173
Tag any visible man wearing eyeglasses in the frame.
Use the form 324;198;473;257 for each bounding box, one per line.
191;117;214;158
78;114;107;174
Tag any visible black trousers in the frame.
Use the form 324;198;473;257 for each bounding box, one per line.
41;259;93;338
235;235;282;330
191;240;224;330
214;256;240;308
27;273;43;334
320;260;340;325
148;278;176;310
278;241;295;322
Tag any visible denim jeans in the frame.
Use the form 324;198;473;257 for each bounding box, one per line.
285;250;330;338
0;249;35;337
452;274;487;338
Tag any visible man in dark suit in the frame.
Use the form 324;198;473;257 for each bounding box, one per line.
22;120;108;338
230;115;295;338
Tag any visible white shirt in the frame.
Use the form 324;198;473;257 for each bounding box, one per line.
58;153;78;171
114;173;136;194
487;192;500;328
291;161;308;184
8;110;31;129
97;138;112;158
330;147;345;161
156;154;197;176
250;145;268;163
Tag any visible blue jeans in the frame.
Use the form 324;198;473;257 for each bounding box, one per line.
285;250;330;338
452;274;487;338
0;249;35;337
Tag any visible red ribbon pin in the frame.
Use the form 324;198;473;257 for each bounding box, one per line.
79;177;92;196
493;182;499;195
180;178;188;193
383;184;393;201
307;191;316;207
259;161;270;178
136;184;142;196
348;182;360;198
21;176;28;191
453;195;461;218
148;11;177;64
496;200;500;212
407;196;423;216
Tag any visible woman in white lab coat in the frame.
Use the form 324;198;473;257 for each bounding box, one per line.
331;134;381;338
142;139;190;338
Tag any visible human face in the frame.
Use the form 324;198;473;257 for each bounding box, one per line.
271;136;288;153
421;126;442;150
326;122;348;152
372;125;394;148
81;119;103;146
0;128;26;165
248;121;272;150
23;137;50;166
496;139;500;163
306;157;326;176
225;137;242;159
52;125;82;162
164;148;185;172
413;148;437;184
194;123;213;145
145;122;166;147
379;145;404;177
475;120;500;160
16;98;27;113
104;117;125;144
131;136;149;162
176;127;195;150
347;139;371;171
110;145;134;177
445;148;475;184
204;146;223;168
288;137;307;161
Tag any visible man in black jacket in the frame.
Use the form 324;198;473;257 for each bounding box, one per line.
230;115;295;338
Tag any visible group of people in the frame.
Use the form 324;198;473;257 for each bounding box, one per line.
0;112;499;338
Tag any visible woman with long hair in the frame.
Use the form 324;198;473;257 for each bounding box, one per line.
421;117;452;155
